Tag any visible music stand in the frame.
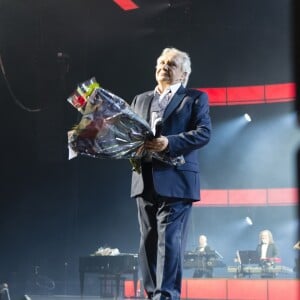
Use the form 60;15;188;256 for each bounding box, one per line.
238;250;259;265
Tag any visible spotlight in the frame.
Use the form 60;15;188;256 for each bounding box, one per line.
245;216;253;225
0;283;10;300
244;113;252;122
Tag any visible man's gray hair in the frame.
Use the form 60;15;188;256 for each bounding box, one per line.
259;229;275;244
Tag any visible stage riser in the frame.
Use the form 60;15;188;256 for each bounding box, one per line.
124;279;299;300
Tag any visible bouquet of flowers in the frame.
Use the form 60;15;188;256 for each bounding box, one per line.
67;78;185;171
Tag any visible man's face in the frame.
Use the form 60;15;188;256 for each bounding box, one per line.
261;233;269;244
155;52;185;86
199;236;207;247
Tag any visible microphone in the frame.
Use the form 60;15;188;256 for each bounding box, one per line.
154;119;163;138
150;114;163;138
0;54;6;75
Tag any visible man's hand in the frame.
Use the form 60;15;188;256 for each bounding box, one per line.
144;136;169;152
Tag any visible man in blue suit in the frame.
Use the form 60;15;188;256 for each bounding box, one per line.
131;47;211;300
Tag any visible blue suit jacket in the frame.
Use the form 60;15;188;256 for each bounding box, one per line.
130;85;212;201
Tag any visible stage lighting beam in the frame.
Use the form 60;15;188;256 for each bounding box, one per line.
244;113;252;122
245;216;253;225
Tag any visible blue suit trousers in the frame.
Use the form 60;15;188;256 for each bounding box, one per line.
136;190;192;300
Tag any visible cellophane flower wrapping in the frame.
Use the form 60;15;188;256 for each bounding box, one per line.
67;78;185;171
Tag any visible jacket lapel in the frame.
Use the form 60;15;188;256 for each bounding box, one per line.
163;85;186;121
140;92;154;122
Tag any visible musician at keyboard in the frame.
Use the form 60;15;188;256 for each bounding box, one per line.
256;229;280;278
227;231;295;278
192;235;217;278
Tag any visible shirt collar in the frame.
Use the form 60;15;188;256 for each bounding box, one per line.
154;82;182;97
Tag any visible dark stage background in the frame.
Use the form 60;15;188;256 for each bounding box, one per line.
0;0;298;297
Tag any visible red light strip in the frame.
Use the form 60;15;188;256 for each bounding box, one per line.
113;0;139;11
192;84;298;207
194;188;298;207
196;82;296;106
